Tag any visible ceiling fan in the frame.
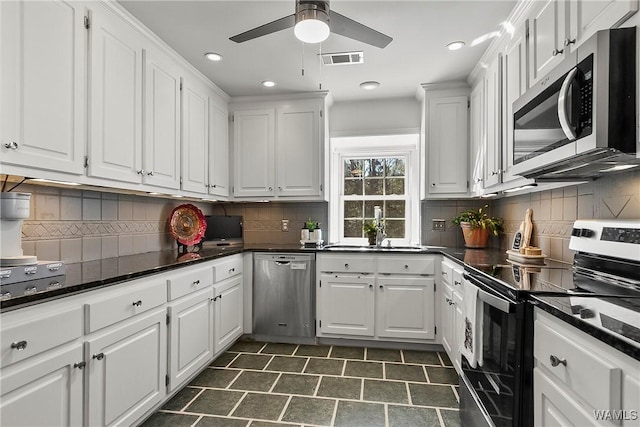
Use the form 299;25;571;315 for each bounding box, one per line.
229;0;393;48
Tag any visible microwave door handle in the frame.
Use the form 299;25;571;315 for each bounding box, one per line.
558;67;578;141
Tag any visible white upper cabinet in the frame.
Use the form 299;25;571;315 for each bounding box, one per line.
0;0;86;175
568;0;638;50
469;82;485;196
208;99;230;198
181;76;210;194
88;4;144;183
143;47;181;190
528;0;568;87
484;54;502;188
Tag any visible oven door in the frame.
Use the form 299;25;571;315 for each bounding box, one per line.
460;274;529;427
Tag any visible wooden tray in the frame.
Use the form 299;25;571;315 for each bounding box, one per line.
506;249;547;265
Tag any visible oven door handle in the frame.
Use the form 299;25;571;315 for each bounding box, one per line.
557;67;578;141
464;274;514;314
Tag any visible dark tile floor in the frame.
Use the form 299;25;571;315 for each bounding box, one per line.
142;341;461;427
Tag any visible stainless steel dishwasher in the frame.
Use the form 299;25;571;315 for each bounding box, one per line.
253;253;315;341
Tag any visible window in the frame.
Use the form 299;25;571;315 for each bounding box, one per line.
329;135;420;245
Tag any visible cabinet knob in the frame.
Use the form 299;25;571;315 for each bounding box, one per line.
278;186;282;191
552;48;564;56
10;340;27;351
137;169;144;175
192;280;200;286
74;361;86;369
212;184;217;188
442;271;448;277
92;353;105;360
132;300;143;307
454;280;461;286
431;183;436;187
268;186;273;191
379;285;383;289
369;284;373;289
146;171;154;176
490;170;499;176
404;264;409;269
474;178;484;183
549;355;567;367
4;141;18;150
564;38;576;46
229;268;235;274
344;263;349;269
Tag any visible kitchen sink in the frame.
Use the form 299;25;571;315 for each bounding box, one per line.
322;244;444;252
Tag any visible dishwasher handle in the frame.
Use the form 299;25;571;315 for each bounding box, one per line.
275;261;291;266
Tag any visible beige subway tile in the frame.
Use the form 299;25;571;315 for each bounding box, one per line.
538;236;550;257
270;205;284;220
563;186;578;197
21;241;35;256
35;240;60;261
34;185;60;195
133;200;146;221
35;194;60;220
145;234;162;253
562;197;577;221
82;190;101;199
562;238;574;263
60;238;82;263
577;194;594;219
577;181;594;196
549;238;563;261
551;189;564;199
550;198;563;221
118;235;134;256
540;190;552;200
82;197;101;221
101;236;118;259
133;236;146;254
538;199;551;220
101;191;118;200
82;237;102;261
102;199;118;221
60;196;82;221
244;207;260;220
118;198;133;220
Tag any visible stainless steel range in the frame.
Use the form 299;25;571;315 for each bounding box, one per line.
459;219;640;427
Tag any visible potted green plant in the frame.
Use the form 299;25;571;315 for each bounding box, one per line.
451;205;503;248
363;220;379;246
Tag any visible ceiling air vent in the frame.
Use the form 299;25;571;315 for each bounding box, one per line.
321;51;364;66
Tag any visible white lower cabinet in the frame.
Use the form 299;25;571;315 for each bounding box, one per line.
86;309;167;427
0;343;84;427
213;275;244;353
440;259;464;374
168;287;214;392
318;273;375;337
376;277;435;340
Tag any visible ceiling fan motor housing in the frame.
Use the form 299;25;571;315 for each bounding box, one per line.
295;0;330;25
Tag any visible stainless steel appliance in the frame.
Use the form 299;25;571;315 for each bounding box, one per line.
0;261;66;301
512;27;637;181
1;192;37;266
459;219;640;427
253;253;315;342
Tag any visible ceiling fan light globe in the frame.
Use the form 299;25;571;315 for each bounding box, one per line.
294;18;330;43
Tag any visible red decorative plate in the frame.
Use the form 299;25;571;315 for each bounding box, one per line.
169;204;207;245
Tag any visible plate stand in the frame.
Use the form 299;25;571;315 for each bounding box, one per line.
177;239;203;254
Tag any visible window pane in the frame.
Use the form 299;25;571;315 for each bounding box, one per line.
386;178;404;195
344;201;363;218
386;200;405;218
385;220;405;238
385;158;405;176
344;179;363;195
365;159;384;177
364;201;384;217
364;178;383;195
344;159;364;178
344;220;363;238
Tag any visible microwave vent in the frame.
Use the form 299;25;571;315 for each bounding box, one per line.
321;51;364;65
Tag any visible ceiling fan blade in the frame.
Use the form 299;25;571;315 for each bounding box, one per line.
330;11;392;48
230;14;296;43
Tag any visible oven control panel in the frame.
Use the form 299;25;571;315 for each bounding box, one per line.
600;227;640;244
570;220;640;262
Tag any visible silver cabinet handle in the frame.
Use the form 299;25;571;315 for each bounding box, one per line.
564;38;576;46
454;280;461;286
146;171;154;176
549;355;567;367
404;265;409;269
4;141;18;149
442;271;448;276
268;186;273;191
379;285;383;290
74;361;86;369
11;340;27;351
431;183;436;186
192;280;200;286
552;48;564;56
211;184;217;188
132;300;142;307
137;169;144;175
92;353;105;360
369;284;373;289
344;263;349;269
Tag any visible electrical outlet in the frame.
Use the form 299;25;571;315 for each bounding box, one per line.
281;219;289;232
432;219;446;231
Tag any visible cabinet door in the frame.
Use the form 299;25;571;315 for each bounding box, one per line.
534;368;597;426
276;103;322;198
453;290;464;374
529;0;568;87
376;277;435;340
484;54;502;188
569;0;638;51
143;48;181;190
427;96;469;195
233;109;275;197
208;99;230;198
469;82;485;196
88;5;144;183
318;274;375;337
0;344;83;427
441;283;454;360
213;275;243;354
181;77;210;194
87;309;166;427
0;0;85;174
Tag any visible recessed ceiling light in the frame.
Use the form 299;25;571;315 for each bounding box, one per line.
359;81;380;90
262;80;276;88
447;41;465;51
204;52;222;61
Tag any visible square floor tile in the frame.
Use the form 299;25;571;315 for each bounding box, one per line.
195;416;249;427
409;383;459;408
334;401;385;427
281;396;336;426
229;341;266;353
260;343;298;355
316;376;361;400
402;350;441;365
230;354;272;370
250;421;298;427
161;387;201;411
266;356;308;373
426;366;459;385
304;357;344;375
385;363;427;382
140;412;199;427
388;405;440;426
366;348;402;362
330;346;365;360
363;379;408;404
344;360;383;379
440;409;461;427
272;374;319;395
294;345;331;357
440;352;454;367
185;389;245;416
190;368;240;388
210;352;238;367
230;371;279;392
231;393;289;420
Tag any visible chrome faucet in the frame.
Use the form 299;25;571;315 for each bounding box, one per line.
374;206;387;247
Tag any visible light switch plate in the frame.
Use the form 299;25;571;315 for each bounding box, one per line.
281;219;289;232
432;219;446;231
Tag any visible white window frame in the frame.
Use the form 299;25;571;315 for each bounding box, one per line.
329;134;420;245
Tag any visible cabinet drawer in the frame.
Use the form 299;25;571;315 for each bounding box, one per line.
1;304;83;368
378;256;435;275
212;256;243;282
85;278;167;333
318;255;375;273
167;265;213;300
534;317;622;411
440;261;453;284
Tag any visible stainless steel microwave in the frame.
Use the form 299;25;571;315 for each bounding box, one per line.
511;27;637;180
